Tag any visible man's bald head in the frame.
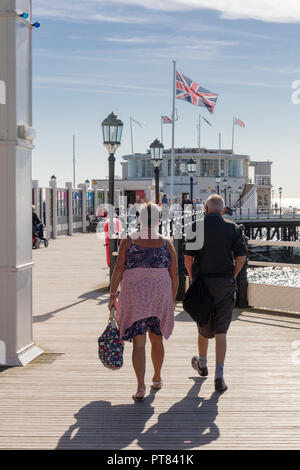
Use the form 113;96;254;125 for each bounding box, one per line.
205;194;225;214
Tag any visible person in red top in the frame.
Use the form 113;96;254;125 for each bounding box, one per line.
104;214;123;267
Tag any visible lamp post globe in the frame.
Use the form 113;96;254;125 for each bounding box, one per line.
187;158;197;203
85;179;90;189
50;175;56;182
101;112;123;280
150;138;164;204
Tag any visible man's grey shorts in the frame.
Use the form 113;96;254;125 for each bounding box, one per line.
197;277;236;339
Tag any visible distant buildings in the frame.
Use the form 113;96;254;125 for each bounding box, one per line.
92;147;272;210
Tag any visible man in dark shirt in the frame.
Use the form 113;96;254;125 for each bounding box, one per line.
184;194;246;392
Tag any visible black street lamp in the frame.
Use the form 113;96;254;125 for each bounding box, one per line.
215;175;221;195
187;158;197;203
222;178;228;205
85;179;90;190
228;185;232;207
237;186;243;216
101;112;123;278
150;138;164;204
279;186;283;217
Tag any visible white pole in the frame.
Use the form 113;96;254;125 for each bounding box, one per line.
232;116;235;154
161;116;163;144
198;115;201;151
170;59;176;206
73;134;76;188
130;117;134;156
218;132;221;176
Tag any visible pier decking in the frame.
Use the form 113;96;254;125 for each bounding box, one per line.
0;233;300;450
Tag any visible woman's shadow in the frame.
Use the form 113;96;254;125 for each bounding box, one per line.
56;388;158;449
138;377;220;450
56;378;220;450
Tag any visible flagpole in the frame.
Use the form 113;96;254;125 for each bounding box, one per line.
161;116;163;144
198;114;201;152
218;132;221;177
232;115;235;154
130;117;134;156
73;134;76;188
170;59;176;207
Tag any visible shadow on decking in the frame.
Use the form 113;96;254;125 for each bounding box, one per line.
33;288;109;324
56;378;220;450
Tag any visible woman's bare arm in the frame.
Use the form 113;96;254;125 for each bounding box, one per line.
184;254;194;281
108;237;130;310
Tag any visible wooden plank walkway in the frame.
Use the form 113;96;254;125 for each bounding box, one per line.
0;233;300;449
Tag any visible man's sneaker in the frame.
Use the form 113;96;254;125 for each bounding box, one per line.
214;378;228;392
191;356;208;377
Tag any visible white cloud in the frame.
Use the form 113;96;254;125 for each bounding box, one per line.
33;0;300;24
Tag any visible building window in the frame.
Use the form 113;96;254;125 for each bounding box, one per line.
228;160;244;178
200;159;225;177
141;159;154;178
128;159;139;178
168;158;192;176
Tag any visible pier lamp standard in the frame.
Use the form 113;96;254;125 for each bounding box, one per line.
222;178;228;205
85;179;90;190
50;175;56;184
228;186;232;207
216;175;221;195
237;186;243;216
150;138;164;204
279;186;283;217
187;158;197;203
101;112;123;279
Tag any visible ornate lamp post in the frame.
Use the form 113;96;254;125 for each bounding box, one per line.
279;186;283;217
101;112;123;278
228;185;232;207
237;186;243;216
150;138;164;204
85;179;90;190
222;178;228;205
215;175;221;195
186;158;197;204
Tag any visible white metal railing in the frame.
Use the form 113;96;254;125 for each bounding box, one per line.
248;240;300;314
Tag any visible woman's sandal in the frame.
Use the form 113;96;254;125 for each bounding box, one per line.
132;388;146;402
152;381;163;390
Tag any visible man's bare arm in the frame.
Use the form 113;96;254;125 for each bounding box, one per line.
234;255;246;279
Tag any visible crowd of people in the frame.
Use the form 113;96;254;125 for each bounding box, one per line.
107;194;247;400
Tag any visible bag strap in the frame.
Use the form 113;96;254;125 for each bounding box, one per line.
109;307;117;329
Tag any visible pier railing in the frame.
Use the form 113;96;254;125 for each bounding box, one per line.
247;240;300;314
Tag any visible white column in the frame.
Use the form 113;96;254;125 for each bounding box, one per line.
78;184;87;233
49;179;57;239
0;0;42;366
45;188;51;239
65;182;73;236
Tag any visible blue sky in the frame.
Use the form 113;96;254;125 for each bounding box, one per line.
32;0;300;197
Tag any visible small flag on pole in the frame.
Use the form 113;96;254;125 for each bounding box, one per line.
176;70;218;114
234;117;245;127
161;115;173;124
202;116;212;126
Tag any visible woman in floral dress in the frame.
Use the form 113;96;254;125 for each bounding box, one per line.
108;203;178;401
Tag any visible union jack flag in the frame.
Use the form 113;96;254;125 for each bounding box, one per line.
176;70;218;114
161;115;173;124
234;117;245;127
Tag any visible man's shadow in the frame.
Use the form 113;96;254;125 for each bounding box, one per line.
138;377;220;450
56;388;158;449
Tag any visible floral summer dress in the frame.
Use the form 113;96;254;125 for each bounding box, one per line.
116;238;175;342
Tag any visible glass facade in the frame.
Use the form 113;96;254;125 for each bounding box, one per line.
141;159;154;178
128;159;139;178
228;159;244;178
168;159;191;176
200;159;225;177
